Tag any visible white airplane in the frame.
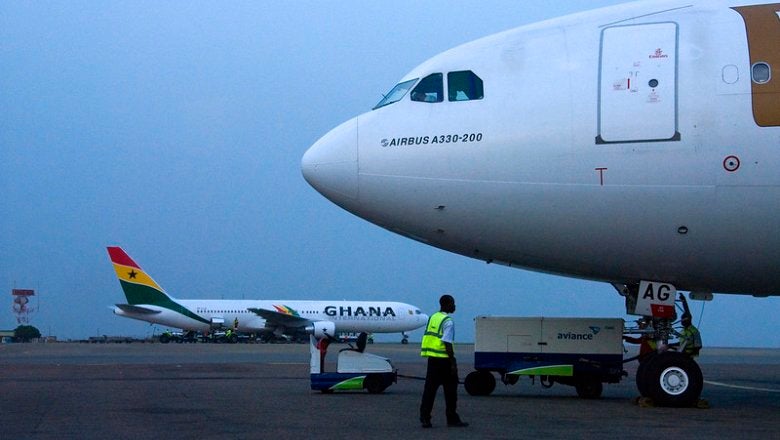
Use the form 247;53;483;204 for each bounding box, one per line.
302;0;780;406
107;247;428;342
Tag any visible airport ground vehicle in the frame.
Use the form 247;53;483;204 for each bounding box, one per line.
158;330;197;343
464;317;626;399
200;329;239;344
309;333;397;394
159;329;242;343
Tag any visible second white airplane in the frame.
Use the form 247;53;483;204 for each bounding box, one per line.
108;247;428;341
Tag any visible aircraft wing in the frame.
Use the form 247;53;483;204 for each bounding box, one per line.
115;304;161;315
248;307;312;328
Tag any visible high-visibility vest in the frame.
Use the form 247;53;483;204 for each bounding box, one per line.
681;326;702;356
421;312;452;358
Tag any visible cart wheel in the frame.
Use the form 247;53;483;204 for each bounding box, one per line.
645;351;703;407
464;370;496;396
364;374;386;394
575;377;603;399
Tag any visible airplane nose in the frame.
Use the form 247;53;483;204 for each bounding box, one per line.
301;118;358;205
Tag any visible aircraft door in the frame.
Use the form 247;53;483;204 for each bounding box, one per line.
733;4;780;127
597;22;680;144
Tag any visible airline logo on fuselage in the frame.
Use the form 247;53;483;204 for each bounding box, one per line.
273;304;300;316
649;48;669;59
324;305;396;319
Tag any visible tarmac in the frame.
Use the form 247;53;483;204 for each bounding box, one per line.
1;342;779;439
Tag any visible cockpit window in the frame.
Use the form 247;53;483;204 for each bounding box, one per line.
373;78;418;110
411;73;444;103
448;70;483;101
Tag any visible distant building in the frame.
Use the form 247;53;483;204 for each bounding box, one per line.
1;330;15;343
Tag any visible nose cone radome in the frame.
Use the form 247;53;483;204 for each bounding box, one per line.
301;118;358;206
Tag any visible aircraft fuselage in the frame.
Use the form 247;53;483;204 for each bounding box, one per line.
115;300;427;334
302;1;780;296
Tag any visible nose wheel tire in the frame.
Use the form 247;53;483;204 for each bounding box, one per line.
640;351;703;407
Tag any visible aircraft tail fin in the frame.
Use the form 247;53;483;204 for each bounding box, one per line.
107;246;174;305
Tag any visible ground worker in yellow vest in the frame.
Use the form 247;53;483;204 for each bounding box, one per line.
671;294;702;357
672;313;702;357
419;294;468;428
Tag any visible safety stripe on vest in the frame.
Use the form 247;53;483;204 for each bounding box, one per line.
421;347;449;356
430;316;451;336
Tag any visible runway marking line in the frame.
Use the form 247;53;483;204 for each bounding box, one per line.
704;380;780;393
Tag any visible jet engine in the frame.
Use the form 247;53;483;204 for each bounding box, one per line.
307;321;336;339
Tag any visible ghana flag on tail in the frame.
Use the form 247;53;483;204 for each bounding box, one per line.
107;246;209;324
108;246;168;305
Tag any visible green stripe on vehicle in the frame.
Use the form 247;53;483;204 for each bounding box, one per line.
508;365;574;377
330;376;366;391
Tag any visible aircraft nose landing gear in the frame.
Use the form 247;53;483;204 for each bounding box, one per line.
620;282;705;407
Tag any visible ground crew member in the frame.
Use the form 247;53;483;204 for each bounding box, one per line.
623;318;657;362
671;294;702;356
419;294;468;428
674;313;702;357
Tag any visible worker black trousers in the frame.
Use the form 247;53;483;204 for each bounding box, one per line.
419;357;460;424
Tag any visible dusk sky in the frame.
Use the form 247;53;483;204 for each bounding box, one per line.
2;1;778;347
